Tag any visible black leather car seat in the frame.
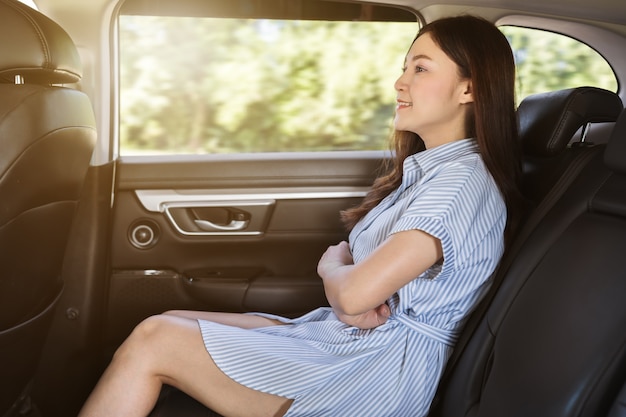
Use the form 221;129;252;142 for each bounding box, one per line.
518;86;623;206
0;0;96;414
608;380;626;417
430;105;626;417
428;86;623;416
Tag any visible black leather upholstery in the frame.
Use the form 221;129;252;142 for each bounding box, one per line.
432;107;626;417
608;379;626;417
0;0;82;84
0;0;96;414
150;386;223;417
519;87;622;205
519;86;622;157
604;110;626;174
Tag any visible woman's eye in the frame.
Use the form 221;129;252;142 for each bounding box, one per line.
400;65;425;74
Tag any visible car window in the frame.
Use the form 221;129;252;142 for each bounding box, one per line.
500;26;618;103
17;0;37;9
118;1;418;155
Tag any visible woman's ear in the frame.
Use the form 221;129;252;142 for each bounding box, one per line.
459;80;474;104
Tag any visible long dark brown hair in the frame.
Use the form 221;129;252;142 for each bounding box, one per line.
341;15;523;246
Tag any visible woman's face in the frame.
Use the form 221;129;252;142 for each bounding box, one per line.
394;32;473;148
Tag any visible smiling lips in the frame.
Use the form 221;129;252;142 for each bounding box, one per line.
397;100;413;110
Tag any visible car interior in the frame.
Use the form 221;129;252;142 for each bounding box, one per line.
0;0;96;414
0;0;625;416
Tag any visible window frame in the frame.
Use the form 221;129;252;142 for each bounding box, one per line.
497;15;623;99
114;0;421;157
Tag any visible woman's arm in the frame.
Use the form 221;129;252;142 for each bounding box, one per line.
317;229;442;324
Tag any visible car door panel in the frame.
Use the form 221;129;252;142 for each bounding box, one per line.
106;153;383;346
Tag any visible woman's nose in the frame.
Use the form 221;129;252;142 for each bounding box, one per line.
394;73;406;91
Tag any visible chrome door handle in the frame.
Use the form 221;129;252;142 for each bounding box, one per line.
193;218;250;232
162;201;271;236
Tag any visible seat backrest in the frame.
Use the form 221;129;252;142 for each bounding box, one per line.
429;86;623;415
432;107;626;417
608;379;626;417
0;0;96;413
518;86;623;205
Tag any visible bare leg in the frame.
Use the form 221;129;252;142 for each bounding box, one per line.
162;310;287;329
78;314;293;417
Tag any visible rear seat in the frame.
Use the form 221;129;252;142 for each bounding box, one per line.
609;380;626;417
518;86;623;206
148;88;624;417
431;105;626;416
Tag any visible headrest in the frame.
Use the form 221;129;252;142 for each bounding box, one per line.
604;109;626;174
518;87;622;157
0;0;82;84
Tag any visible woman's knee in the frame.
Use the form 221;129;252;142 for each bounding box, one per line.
114;314;174;362
162;309;187;317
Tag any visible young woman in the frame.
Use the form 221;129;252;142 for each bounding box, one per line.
79;15;522;417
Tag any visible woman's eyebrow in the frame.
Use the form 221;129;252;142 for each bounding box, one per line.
411;54;432;62
404;54;433;66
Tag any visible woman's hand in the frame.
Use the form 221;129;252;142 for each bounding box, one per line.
317;241;353;278
334;303;391;330
318;242;391;329
317;231;442;319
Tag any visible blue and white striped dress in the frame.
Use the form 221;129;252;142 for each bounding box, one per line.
199;138;506;416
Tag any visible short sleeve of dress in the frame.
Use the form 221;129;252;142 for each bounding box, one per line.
389;156;505;281
392;215;453;272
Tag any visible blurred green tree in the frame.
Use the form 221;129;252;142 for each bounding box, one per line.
501;26;617;103
119;19;617;155
120;17;418;154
